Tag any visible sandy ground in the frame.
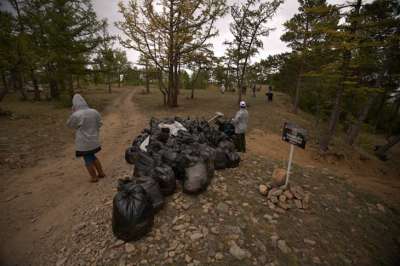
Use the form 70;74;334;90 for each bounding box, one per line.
0;88;147;265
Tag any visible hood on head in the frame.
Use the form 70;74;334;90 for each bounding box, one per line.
72;94;89;111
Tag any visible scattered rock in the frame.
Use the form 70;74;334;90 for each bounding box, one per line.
56;257;67;266
259;184;268;196
211;227;219;235
229;241;249;260
270;235;279;247
294;199;303;209
277;240;291;254
272;168;287;187
185;254;192;263
303;238;316;245
312;257;321;264
217;202;229;213
125;243;136;253
376;203;385;213
190;232;203;241
215;252;224;260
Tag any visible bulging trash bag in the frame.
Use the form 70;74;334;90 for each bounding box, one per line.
133;177;164;210
214;148;228;170
112;184;154;241
183;161;209;194
226;152;241;168
133;151;155;177
125;146;137;165
218;140;235;151
153;165;176;196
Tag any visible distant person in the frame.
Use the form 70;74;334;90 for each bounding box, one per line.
242;85;247;95
252;84;256;97
67;94;105;182
220;84;225;94
232;101;249;152
266;85;273;102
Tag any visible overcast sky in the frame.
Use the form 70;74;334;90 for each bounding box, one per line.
94;0;353;66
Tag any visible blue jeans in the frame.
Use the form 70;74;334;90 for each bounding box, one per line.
83;153;97;166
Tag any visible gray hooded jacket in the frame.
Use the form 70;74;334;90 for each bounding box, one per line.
232;108;249;134
67;94;102;152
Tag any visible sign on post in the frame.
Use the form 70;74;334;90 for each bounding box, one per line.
281;122;307;188
282;122;307;149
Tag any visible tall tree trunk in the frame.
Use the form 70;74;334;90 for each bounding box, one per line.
0;71;9;102
346;95;374;145
145;61;150;94
319;0;362;153
375;135;400;160
30;68;40;101
17;71;27;100
107;73;112;93
293;17;309;114
68;74;74;100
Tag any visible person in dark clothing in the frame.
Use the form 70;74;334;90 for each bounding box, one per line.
232;101;249;152
266;85;273;102
252;84;256;97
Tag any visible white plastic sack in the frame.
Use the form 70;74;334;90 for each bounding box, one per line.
140;136;150;152
158;121;187;136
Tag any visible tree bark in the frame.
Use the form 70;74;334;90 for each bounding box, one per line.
375;135;400;160
107;74;112;93
30;68;40;101
145;61;150;94
346;95;374;145
319;0;362;153
0;71;9;102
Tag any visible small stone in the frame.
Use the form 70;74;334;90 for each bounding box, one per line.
303;238;316;245
72;222;86;232
215;252;224;260
267;201;276;210
113;240;125;247
229;241;249;260
125;243;136;253
263;214;273;220
140;259;148;265
190;232;203;241
376;203;385;212
283;190;293;199
278;201;289;210
312;257;321;264
211;227;219;234
294;199;303;209
173;224;185;231
168;251;175;257
185;254;192;263
56;258;67;266
277;240;291;254
271;196;279;203
217;202;229;213
272;168;287;187
279;195;287;202
275;207;286;214
259;184;268;196
270;235;279;247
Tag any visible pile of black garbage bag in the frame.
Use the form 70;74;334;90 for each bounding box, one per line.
112;117;240;241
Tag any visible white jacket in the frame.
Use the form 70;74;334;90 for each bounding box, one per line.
67;94;102;152
232;108;248;134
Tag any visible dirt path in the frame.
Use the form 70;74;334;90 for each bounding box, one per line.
0;88;147;265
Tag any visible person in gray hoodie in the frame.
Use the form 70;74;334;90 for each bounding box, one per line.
232;100;249;152
67;94;105;182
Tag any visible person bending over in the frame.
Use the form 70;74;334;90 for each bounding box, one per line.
67;94;105;182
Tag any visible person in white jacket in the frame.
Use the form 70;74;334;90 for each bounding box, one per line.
67;94;105;182
232;101;249;152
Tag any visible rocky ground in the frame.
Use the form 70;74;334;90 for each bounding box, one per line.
54;154;400;266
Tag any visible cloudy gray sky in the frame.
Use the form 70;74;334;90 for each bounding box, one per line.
94;0;353;65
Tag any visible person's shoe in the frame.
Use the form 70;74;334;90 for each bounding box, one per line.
98;174;106;179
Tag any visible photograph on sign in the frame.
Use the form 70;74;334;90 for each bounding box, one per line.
282;122;307;149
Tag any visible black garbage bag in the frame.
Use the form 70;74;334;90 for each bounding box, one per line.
153;165;176;196
112;184;154;241
218;140;236;151
133;151;155;177
214;148;228;170
226;152;241;168
133;177;164;209
183;161;209;194
125;146;137;165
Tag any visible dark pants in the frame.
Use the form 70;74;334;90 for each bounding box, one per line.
234;133;246;152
